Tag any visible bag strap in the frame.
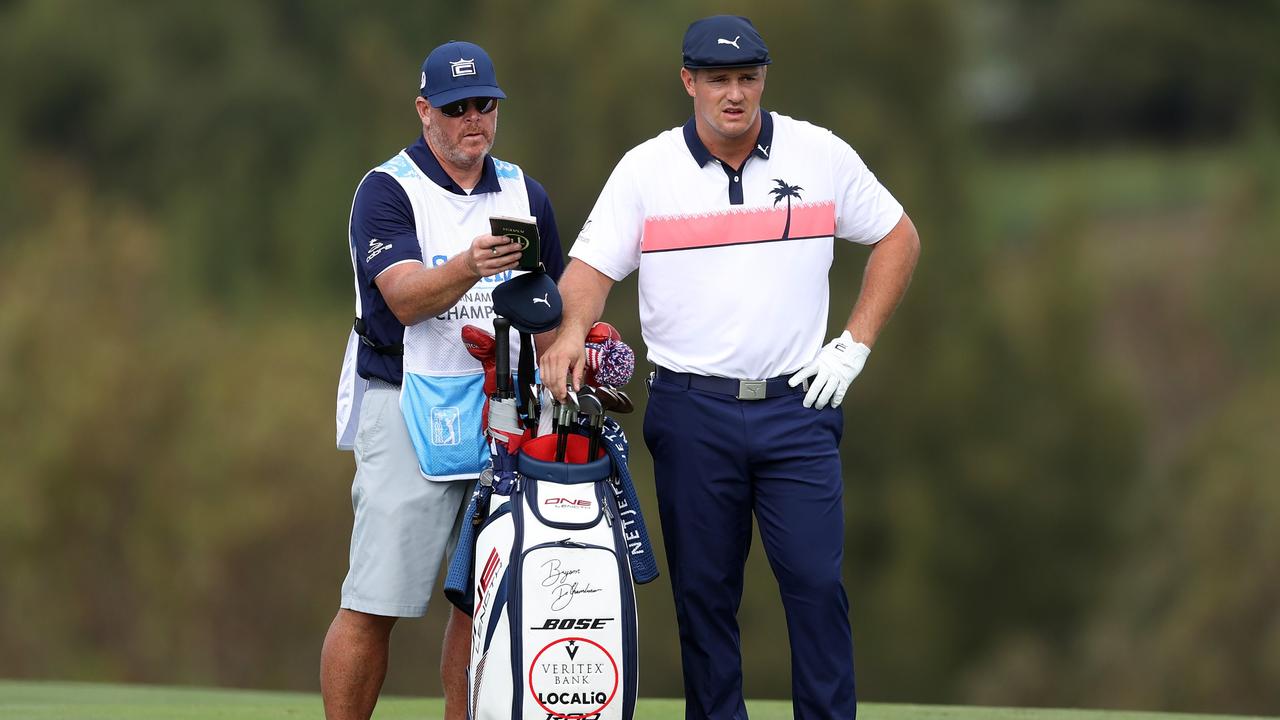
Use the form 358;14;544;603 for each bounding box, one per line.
353;317;403;357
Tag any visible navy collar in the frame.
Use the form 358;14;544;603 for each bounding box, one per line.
682;109;774;167
406;135;503;195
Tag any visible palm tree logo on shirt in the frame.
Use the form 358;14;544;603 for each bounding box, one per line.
769;179;804;240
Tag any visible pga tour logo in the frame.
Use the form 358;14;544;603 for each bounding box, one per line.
450;58;477;77
429;407;461;446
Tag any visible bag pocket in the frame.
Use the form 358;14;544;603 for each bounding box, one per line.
401;371;487;481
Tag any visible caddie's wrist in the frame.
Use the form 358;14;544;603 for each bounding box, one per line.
456;251;480;279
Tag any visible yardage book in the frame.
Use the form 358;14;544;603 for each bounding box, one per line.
489;214;541;270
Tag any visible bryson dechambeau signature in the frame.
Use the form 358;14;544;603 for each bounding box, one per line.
541;558;603;611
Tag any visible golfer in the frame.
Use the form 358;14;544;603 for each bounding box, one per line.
326;40;563;720
540;15;919;719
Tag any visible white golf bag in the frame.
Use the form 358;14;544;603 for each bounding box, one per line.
446;426;656;720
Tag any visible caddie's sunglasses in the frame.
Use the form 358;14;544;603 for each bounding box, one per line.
438;97;498;118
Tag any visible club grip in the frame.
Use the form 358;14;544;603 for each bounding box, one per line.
493;317;512;399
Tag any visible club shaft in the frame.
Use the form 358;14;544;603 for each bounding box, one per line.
493;317;512;399
587;421;600;460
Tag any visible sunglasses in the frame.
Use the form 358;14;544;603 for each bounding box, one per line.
438;97;498;118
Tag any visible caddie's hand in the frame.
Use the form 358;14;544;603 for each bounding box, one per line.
464;234;522;278
539;330;588;403
788;330;871;409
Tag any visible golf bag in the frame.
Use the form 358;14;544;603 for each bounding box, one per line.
445;425;655;720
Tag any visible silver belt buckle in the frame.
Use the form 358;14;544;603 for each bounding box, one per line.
737;379;767;400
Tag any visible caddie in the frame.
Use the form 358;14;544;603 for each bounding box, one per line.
327;40;564;720
540;15;920;719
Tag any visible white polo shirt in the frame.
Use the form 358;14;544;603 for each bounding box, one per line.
569;111;904;379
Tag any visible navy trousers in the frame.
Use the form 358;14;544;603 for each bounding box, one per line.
643;372;855;720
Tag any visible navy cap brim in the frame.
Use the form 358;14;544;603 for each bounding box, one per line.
683;59;772;70
427;85;507;107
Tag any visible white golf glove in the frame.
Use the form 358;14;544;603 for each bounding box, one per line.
788;331;870;409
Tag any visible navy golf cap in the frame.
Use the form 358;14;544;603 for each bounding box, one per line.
492;272;562;334
420;41;507;107
682;15;771;69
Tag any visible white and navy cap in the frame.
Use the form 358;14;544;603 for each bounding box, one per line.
682;15;772;69
420;40;507;106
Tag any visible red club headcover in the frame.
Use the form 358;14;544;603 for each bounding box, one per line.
461;324;498;398
462;324;499;430
582;323;622;386
586;321;622;345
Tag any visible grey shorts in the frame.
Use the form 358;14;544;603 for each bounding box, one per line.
340;380;475;618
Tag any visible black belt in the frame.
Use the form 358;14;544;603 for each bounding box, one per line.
654;366;805;401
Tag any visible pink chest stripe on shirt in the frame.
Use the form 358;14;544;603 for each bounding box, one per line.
642;200;835;254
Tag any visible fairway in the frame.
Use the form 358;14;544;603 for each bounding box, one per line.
0;681;1272;720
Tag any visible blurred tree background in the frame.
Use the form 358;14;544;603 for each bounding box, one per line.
1;0;1277;714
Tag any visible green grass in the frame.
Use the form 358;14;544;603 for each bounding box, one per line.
1;681;1273;720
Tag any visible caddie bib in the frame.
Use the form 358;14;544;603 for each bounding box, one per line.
375;151;533;481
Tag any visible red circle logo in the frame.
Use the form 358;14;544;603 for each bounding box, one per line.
528;636;619;719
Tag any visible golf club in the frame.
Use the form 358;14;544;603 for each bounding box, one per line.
597;386;635;415
554;387;578;462
526;382;541;429
576;387;605;460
